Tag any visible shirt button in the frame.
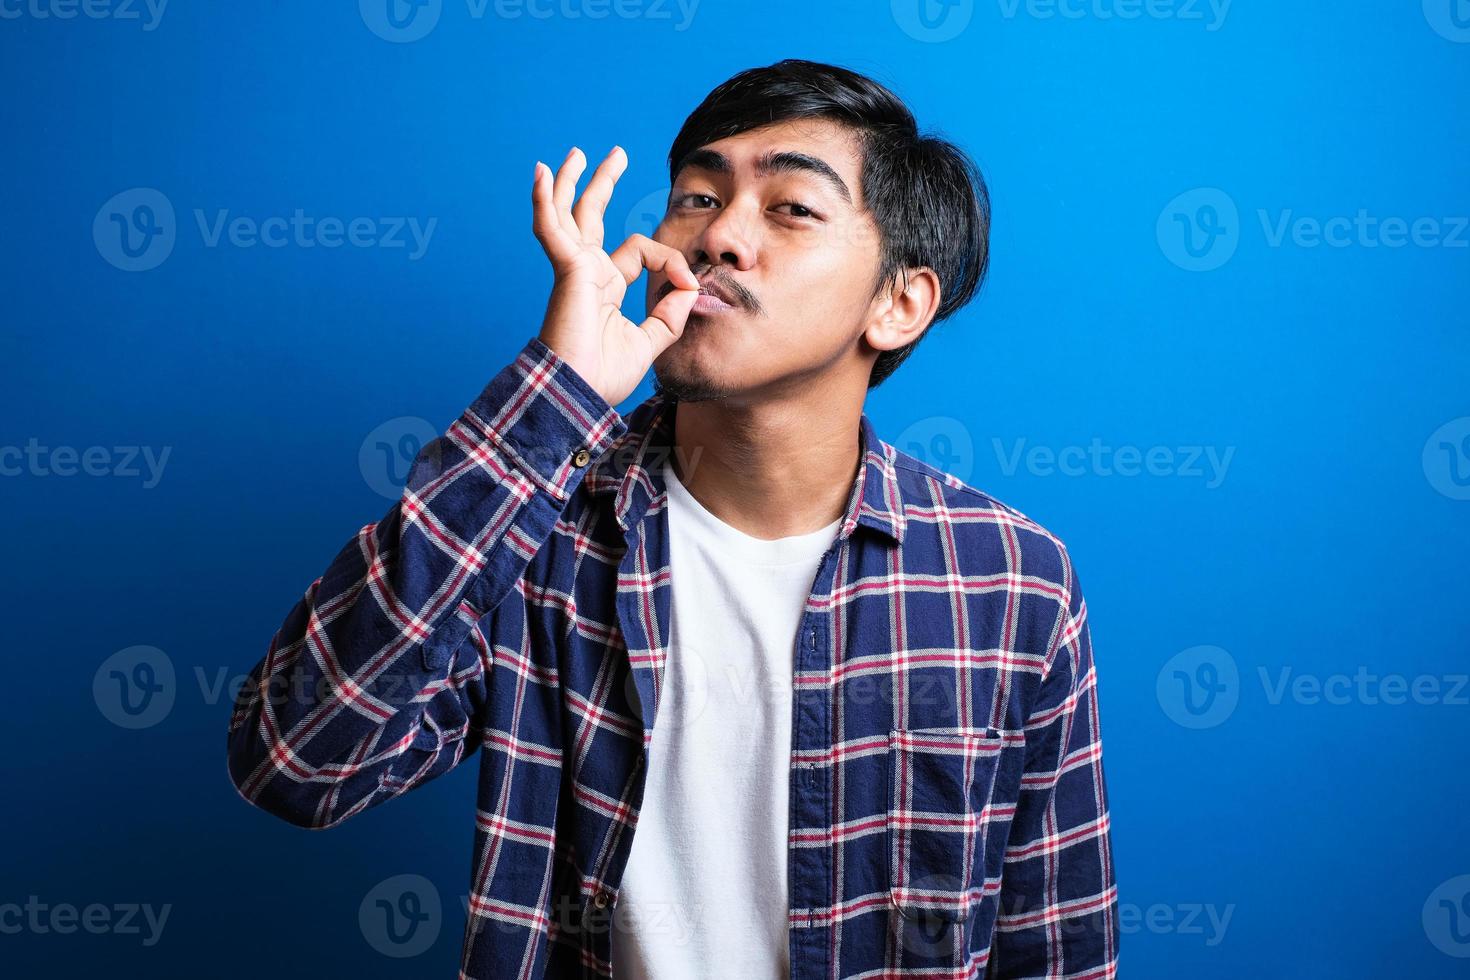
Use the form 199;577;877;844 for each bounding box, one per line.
592;891;610;909
572;448;592;467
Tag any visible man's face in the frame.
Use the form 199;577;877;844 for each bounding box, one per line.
646;118;884;403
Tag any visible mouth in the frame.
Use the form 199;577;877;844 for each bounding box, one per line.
691;277;740;315
657;272;747;316
692;290;736;315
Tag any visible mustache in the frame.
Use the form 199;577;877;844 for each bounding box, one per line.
656;267;759;314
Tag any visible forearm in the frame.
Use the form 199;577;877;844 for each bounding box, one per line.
224;336;625;828
987;559;1120;978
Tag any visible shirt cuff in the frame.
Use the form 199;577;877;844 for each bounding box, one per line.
457;336;629;501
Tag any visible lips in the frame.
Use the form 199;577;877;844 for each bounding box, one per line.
695;277;739;308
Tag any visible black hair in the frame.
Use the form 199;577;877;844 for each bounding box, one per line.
666;58;990;388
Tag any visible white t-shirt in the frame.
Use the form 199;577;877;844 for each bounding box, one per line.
608;459;841;979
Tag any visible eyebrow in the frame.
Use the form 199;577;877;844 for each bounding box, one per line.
673;148;853;205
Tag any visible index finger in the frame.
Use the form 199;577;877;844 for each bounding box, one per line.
608;234;700;291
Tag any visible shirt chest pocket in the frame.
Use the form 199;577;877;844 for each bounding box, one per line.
886;726;1007;924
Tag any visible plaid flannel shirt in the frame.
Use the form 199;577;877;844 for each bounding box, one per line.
226;335;1119;979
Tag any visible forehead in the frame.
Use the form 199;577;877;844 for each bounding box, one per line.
674;118;864;206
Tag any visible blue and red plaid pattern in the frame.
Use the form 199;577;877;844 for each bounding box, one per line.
226;335;1120;979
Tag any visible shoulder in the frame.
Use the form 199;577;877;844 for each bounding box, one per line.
886;439;1078;600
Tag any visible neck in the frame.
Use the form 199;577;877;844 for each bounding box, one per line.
667;390;863;542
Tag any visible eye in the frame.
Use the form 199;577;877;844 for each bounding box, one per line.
774;201;820;220
672;193;718;210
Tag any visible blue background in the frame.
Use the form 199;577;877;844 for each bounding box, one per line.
3;1;1468;976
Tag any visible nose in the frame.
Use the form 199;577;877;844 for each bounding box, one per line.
690;197;757;273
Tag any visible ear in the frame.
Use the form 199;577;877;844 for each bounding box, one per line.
863;266;941;354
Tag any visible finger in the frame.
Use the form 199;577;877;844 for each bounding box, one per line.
640;287;699;360
608;234;701;291
552;146;587;236
571;145;627;248
532;160;577;266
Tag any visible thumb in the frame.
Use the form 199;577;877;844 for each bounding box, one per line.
639;287;699;361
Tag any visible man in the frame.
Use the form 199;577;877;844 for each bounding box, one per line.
227;58;1119;979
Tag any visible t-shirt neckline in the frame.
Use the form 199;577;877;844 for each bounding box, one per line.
661;459;841;567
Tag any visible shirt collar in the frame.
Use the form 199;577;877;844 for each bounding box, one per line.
583;391;907;547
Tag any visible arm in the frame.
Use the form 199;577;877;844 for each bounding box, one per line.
988;554;1120;978
225;336;625;829
227;143;700;830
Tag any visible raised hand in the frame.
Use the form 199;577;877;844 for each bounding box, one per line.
532;145;701;407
